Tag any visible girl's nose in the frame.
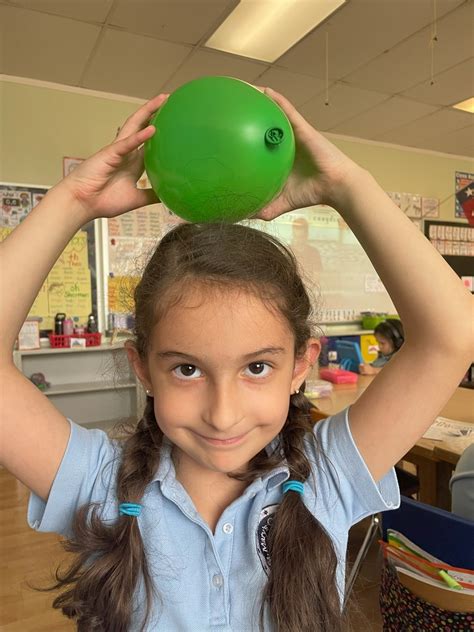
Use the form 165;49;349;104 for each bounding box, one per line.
202;381;243;432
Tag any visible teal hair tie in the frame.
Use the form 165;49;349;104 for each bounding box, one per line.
119;502;142;517
282;480;304;495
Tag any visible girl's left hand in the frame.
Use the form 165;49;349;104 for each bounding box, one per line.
253;88;360;221
359;363;378;375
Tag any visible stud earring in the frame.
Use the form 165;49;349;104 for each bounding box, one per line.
292;387;300;395
145;388;152;396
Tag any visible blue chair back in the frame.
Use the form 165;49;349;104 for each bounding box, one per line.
382;496;474;570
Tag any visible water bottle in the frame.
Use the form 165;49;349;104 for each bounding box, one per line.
87;313;98;333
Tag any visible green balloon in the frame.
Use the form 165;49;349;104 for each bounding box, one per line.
144;76;295;223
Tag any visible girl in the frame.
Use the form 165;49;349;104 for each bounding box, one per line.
0;90;472;632
359;318;405;375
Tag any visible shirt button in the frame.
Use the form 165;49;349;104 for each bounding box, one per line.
212;574;224;588
222;522;233;534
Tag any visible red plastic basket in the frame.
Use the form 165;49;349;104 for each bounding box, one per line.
48;333;102;348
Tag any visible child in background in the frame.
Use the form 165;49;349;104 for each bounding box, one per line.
359;318;405;375
1;90;472;632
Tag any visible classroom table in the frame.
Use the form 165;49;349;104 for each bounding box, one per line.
310;375;474;510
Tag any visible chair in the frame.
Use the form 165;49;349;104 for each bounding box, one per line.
381;495;474;570
379;497;474;628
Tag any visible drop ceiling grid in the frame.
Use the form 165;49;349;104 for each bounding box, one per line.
1;0;473;156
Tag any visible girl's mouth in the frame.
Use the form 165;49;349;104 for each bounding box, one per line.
198;432;248;447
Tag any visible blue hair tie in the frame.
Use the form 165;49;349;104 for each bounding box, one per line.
119;502;142;517
282;480;304;495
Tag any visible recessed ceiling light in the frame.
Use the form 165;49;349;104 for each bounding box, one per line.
205;0;346;63
452;97;474;114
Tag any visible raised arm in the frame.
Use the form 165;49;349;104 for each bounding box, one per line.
0;94;166;500
258;87;474;482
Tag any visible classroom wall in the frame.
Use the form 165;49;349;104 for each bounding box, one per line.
2;77;473;220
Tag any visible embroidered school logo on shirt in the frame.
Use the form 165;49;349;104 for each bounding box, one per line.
256;504;279;575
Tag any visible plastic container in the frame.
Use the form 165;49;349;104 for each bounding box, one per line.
361;313;399;330
305;379;333;398
319;368;358;384
48;333;102;348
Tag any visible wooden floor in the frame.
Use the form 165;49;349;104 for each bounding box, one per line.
0;466;383;631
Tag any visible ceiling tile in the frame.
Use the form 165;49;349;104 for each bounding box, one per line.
256;68;327;107
161;49;268;93
298;82;389;130
6;0;112;22
428;124;474;156
378;107;473;146
277;0;465;81
330;96;439;138
82;28;192;98
0;4;100;85
109;0;238;45
402;57;474;107
344;1;474;94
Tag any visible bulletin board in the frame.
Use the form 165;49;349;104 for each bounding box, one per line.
0;183;98;332
104;203;183;329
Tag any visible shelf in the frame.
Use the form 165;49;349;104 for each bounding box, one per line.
322;328;374;337
44;381;135;396
19;341;125;356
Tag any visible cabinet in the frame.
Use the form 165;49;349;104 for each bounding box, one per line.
13;342;145;428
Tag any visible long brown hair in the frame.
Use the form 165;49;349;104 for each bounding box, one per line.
39;222;346;631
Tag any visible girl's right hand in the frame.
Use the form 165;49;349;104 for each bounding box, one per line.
59;93;169;221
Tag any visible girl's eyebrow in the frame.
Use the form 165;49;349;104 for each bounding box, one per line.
156;347;286;362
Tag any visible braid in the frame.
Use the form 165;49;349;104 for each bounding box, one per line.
40;399;163;632
261;393;346;632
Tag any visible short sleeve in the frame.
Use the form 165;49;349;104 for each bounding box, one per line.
304;407;400;529
28;420;120;537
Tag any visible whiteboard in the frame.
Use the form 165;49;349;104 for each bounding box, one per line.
250;206;395;322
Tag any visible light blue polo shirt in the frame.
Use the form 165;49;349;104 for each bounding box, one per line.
28;407;399;631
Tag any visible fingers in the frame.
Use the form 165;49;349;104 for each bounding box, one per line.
133;187;160;209
260;87;310;134
116;93;169;141
252;194;292;221
113;124;156;158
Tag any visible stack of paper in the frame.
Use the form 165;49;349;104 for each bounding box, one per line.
381;529;474;611
423;416;473;441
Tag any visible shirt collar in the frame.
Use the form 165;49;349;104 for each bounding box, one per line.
152;436;289;491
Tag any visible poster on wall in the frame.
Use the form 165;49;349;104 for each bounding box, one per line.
63;156;84;178
455;171;474;218
0;184;47;227
386;190;440;228
1;183;96;331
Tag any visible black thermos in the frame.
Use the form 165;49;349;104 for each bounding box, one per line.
54;313;66;335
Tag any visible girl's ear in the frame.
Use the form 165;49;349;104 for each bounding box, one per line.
125;341;153;392
291;338;320;393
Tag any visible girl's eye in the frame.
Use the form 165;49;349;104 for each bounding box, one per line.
245;362;272;378
172;364;202;380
